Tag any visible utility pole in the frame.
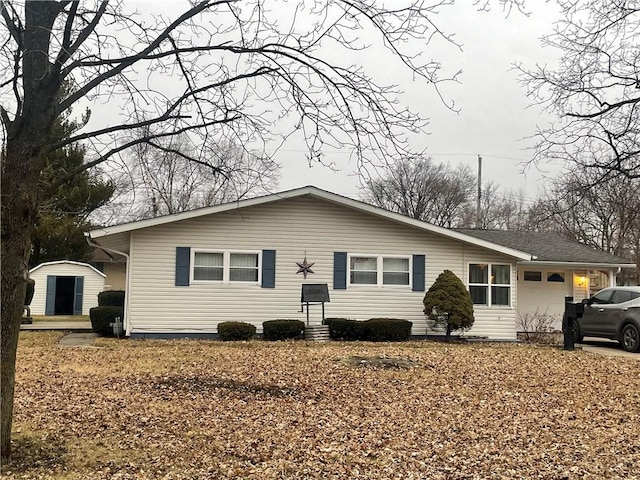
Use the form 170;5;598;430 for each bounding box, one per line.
476;155;482;228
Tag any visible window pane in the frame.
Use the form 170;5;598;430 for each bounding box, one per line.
523;271;542;282
383;257;409;272
351;257;377;271
469;264;488;284
351;271;377;284
492;265;510;285
231;253;258;268
383;272;409;285
469;286;488;305
195;252;223;267
492;286;510;306
230;268;258;282
547;272;565;283
194;267;223;281
591;290;612;304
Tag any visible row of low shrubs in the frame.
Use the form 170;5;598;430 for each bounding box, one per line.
218;319;305;341
325;318;412;342
217;318;412;342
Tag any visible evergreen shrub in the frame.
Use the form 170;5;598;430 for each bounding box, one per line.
365;318;412;341
327;318;365;341
218;321;256;341
262;319;305;340
423;269;474;339
98;290;125;307
90;306;123;336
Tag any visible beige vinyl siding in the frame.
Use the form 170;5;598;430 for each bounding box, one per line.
103;263;126;290
29;262;105;315
126;196;518;339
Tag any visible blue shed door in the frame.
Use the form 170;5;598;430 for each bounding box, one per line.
45;276;56;315
73;276;84;315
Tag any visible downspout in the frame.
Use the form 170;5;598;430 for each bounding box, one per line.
85;233;132;336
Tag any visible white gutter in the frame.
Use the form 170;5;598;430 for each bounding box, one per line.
85;233;131;336
518;260;636;269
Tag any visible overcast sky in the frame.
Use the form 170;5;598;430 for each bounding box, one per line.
276;2;563;203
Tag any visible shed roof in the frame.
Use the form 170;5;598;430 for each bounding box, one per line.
29;260;106;277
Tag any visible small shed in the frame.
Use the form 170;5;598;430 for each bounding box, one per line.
29;261;106;316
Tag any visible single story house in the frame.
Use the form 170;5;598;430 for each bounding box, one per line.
29;260;106;316
86;186;634;339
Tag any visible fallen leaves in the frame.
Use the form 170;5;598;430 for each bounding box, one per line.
3;334;640;479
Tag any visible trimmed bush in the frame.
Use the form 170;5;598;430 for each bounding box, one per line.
218;321;256;341
365;318;413;341
328;318;412;341
90;306;123;336
98;290;125;307
327;318;365;341
262;319;305;341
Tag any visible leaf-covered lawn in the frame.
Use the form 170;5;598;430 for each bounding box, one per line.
3;333;640;479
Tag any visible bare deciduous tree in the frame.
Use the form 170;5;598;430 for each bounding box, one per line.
362;157;476;227
460;183;534;230
2;0;519;458
530;170;640;284
99;134;279;223
518;2;640;179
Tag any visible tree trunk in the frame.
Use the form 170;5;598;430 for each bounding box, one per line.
1;145;40;460
445;321;452;342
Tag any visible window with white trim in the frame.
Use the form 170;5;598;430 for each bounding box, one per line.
469;263;511;306
349;255;411;286
192;250;260;283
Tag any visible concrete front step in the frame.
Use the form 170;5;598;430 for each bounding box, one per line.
305;325;330;342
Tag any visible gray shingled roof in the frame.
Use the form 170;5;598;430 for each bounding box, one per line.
455;229;633;265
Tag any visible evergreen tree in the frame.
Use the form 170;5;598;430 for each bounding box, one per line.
423;270;474;340
30;116;114;268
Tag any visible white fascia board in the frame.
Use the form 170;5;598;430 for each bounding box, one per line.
87;185;532;260
517;260;636;269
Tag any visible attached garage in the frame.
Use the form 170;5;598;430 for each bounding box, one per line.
29;261;106;316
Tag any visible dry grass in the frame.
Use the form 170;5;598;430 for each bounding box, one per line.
3;332;640;479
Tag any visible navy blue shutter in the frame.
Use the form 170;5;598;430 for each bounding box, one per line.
333;252;347;290
412;255;425;292
73;276;84;315
45;275;56;315
261;250;276;288
175;247;191;286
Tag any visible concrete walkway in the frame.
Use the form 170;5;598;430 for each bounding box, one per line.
58;332;99;347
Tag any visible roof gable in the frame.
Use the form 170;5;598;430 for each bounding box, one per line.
88;186;533;260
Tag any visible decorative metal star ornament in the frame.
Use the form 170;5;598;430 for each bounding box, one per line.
296;254;315;279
